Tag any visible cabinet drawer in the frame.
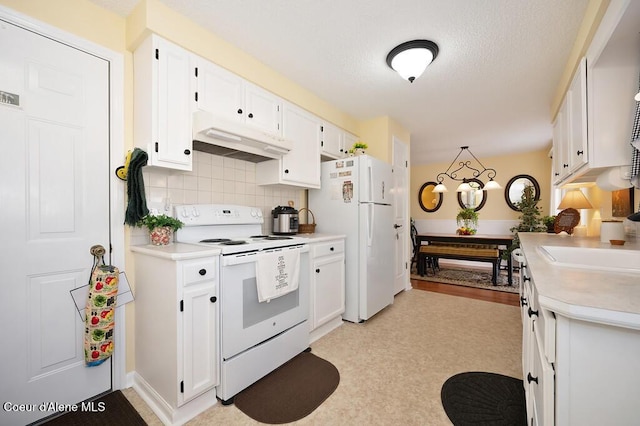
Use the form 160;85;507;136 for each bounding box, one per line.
529;281;556;364
182;258;217;286
311;240;344;258
531;330;555;426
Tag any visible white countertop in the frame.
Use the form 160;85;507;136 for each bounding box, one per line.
518;233;640;329
293;233;346;243
130;243;221;260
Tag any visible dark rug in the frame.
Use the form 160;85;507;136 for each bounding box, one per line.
441;372;526;426
234;351;340;424
40;390;146;425
411;266;519;293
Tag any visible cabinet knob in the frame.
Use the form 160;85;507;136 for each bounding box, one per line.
528;307;538;318
315;268;320;273
284;169;289;174
554;172;559;176
199;269;207;276
523;276;530;282
184;149;191;155
520;296;528;306
248;113;254;118
527;372;539;384
237;108;243;114
563;163;569;168
576;150;583;156
210;296;217;303
330;247;334;251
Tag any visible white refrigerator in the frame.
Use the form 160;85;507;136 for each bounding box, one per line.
309;155;394;322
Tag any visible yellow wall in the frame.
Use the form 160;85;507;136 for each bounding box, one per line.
357;116;411;162
411;148;552;221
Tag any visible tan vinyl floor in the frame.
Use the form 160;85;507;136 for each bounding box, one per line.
123;288;522;425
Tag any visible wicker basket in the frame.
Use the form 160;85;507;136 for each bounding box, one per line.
297;208;316;234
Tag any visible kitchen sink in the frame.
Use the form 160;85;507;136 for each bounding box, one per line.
538;245;640;273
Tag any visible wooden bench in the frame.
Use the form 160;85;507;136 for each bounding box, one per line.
418;243;501;284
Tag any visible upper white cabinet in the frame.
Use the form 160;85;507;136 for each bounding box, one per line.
552;58;587;185
195;58;282;137
568;58;588;173
321;122;359;160
134;35;193;171
256;102;321;188
321;122;343;159
554;0;640;185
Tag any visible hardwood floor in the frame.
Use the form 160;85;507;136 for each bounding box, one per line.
411;277;520;307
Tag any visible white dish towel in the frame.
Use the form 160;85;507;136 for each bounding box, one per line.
255;247;301;303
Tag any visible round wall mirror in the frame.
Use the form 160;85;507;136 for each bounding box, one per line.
505;174;540;211
418;182;443;212
457;178;487;211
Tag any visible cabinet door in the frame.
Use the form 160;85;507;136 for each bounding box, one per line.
196;58;244;123
181;283;218;404
343;132;358;156
321;122;344;159
281;102;321;187
156;38;193;169
552;98;571;183
568;57;588;173
312;254;345;328
244;82;281;136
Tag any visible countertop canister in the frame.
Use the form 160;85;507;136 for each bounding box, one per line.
600;220;625;243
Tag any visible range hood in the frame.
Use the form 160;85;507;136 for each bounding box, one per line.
192;110;292;162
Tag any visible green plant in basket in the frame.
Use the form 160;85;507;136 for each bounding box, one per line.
456;208;478;235
136;214;184;231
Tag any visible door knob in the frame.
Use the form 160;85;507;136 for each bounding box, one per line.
394;224;403;229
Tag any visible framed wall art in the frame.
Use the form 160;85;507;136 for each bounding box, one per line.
612;188;634;218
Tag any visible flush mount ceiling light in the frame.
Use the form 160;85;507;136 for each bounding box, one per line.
386;40;439;83
432;146;502;193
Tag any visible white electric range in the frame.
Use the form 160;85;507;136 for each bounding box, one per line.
174;204;310;404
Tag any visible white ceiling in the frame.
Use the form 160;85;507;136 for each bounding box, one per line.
91;0;590;165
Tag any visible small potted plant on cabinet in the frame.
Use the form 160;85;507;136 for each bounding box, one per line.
137;214;184;246
456;208;478;235
348;142;368;156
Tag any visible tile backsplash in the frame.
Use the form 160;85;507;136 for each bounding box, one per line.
131;151;305;244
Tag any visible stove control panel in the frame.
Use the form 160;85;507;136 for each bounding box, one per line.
174;204;263;226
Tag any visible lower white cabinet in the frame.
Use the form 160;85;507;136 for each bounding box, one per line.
520;247;640;425
132;247;219;424
308;238;345;342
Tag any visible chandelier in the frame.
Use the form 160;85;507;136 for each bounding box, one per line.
433;146;502;193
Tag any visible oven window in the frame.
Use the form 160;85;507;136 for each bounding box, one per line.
242;277;299;328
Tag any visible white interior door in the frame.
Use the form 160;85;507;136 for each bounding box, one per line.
0;20;111;425
392;137;409;294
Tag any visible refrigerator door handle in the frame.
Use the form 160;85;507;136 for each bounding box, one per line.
367;203;374;247
367;161;374;202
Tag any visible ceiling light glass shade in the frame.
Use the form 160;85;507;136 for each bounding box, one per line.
456;182;473;192
390;48;433;82
386;40;439;83
483;179;502;190
432;183;448;193
557;189;593;209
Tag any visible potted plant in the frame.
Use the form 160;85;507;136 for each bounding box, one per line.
456;207;478;235
137;214;184;246
348;141;368;156
542;215;556;233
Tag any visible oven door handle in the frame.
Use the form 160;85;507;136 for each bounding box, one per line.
222;244;307;266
